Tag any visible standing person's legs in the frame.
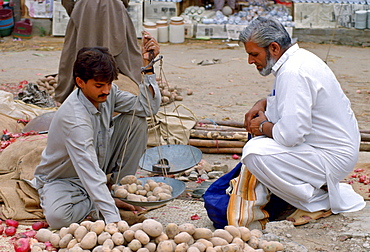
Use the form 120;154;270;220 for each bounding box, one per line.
227;0;236;10
38;179;94;229
214;0;226;11
105;114;148;185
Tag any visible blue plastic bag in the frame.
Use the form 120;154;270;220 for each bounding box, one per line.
203;162;242;229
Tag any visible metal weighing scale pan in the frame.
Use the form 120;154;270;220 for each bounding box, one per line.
139;144;202;174
114;177;186;207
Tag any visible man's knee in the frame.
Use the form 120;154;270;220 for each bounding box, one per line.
44;207;80;229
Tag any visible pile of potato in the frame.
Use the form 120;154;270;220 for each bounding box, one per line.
33;219;283;252
35;75;58;99
112;175;173;203
157;78;185;106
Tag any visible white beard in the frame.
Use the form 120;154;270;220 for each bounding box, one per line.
259;54;277;77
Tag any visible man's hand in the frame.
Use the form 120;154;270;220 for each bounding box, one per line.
142;31;160;67
114;198;145;212
244;98;267;133
250;111;268;136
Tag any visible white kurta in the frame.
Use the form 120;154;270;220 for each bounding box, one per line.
242;44;365;214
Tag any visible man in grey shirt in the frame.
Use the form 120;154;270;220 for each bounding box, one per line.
32;34;161;229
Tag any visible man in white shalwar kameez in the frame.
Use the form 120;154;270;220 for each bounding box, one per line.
239;17;365;225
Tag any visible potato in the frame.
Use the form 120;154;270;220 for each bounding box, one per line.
135;229;150;245
247;236;259;249
165;223;179;239
67;238;78;249
74;225;89;242
137;248;150;252
31;246;43;252
196;239;213;249
128;184;138;194
158;193;172;200
193;228;213;240
59;233;74;248
128;239;142;251
112;232;125;246
191;242;206;252
105;223;119;235
91;220;106;235
224;226;241;239
157;240;174;252
142;219;163;238
178;223;196;235
243;243;255;252
231;237;244;249
35;228;53;243
59;227;70;238
205;247;217;252
50;233;61;248
120;175;137;185
175;242;189;252
147;195;158;201
103;238;115;250
80;232;98;250
174;232;192;244
213;229;233;243
117;220;130;233
114;245;126;252
122;247;134;252
115;188;129;198
130;223;143;232
137;190;147;196
92;245;103;252
144;242;157;252
237;227;251;242
263;241;284;252
127;194;144;202
188;247;200;252
154;232;169;244
220;244;239;252
124;229;136;243
68;247;83;252
209;237;228;247
69;223;81;235
80;220;93;231
250;229;263;238
144;183;151;192
148;181;159;191
98;232;112;245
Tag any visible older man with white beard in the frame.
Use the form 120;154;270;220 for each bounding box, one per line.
237;17;365;226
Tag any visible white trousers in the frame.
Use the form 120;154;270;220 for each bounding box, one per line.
242;137;365;214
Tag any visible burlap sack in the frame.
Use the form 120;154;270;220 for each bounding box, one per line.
0;134;47;178
0;114;25;133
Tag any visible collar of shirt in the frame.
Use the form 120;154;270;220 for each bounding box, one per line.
76;88;101;115
272;43;300;76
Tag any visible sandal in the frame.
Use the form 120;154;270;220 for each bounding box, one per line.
286;209;332;226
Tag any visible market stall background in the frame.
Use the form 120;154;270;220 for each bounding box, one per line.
0;0;369;46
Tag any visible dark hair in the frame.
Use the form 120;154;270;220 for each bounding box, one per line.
239;17;292;50
73;46;118;87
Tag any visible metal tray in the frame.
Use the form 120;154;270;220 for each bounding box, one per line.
139;144;202;174
113;177;186;207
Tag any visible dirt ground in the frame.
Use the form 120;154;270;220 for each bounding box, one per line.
1;35;370;251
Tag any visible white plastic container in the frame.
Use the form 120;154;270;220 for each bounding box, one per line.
143;21;158;41
169;16;185;44
367;10;370;29
156;20;168;43
354;10;367;30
